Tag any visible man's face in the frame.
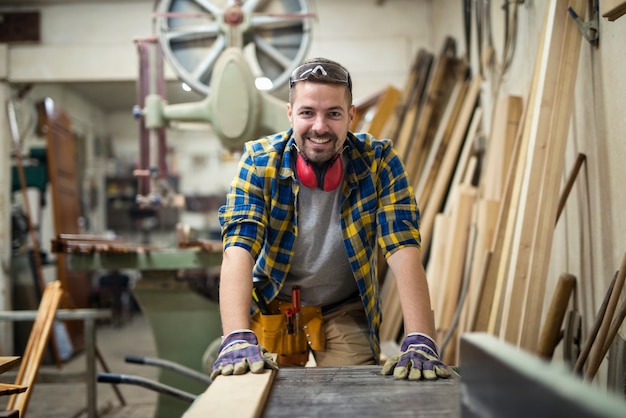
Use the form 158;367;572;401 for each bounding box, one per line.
287;81;355;164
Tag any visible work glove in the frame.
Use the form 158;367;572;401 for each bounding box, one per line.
210;329;278;380
381;332;451;381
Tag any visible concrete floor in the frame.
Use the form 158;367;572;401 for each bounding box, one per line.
1;314;167;418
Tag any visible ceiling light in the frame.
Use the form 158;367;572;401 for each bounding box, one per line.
255;77;273;91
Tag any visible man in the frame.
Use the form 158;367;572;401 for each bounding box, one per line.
211;57;449;381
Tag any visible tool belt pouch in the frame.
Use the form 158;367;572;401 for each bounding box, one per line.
250;302;325;365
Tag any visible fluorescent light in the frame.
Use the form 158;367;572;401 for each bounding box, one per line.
181;82;192;92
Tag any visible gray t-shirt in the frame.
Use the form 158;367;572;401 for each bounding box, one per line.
279;176;357;307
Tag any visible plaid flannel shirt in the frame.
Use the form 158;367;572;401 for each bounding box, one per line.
218;128;422;362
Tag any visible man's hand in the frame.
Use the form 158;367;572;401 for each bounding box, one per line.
210;330;278;380
381;333;450;381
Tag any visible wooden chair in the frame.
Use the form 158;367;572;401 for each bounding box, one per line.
5;280;62;416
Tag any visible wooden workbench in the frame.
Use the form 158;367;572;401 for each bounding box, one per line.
264;366;460;417
185;366;460;418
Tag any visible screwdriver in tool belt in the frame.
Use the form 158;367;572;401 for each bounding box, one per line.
292;286;301;335
285;308;294;335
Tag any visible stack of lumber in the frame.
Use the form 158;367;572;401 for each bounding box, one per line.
378;0;587;366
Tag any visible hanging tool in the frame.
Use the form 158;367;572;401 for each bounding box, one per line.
568;0;599;46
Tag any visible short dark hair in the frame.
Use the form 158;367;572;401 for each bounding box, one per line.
288;57;353;105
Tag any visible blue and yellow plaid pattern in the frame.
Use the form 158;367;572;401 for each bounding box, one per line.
218;128;422;361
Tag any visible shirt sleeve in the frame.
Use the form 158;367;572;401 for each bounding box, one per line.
218;145;267;259
375;141;422;258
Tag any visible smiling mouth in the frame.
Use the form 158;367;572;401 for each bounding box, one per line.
308;137;332;145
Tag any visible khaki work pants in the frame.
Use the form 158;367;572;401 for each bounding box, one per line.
312;299;376;366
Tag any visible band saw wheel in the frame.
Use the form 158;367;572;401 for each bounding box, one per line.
154;0;313;98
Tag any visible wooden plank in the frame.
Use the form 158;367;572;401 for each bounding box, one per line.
478;0;560;337
183;369;275;418
393;49;435;162
462;198;499;333
0;383;27;396
357;86;401;138
417;75;481;255
404;37;463;182
0;357;20;374
263;366;460;417
472;97;530;333
351;89;383;132
481;96;523;200
436;184;477;366
602;0;626;20
413;80;469;208
7;281;62;415
503;0;585;350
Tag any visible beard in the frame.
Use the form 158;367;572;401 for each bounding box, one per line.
299;131;341;164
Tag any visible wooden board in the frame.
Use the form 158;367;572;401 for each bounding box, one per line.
501;0;585;349
351;85;401;138
7;281;62;414
602;0;626;20
0;357;20;374
0;383;27;396
413;80;469;209
263;366;460;417
183;370;275;418
417;75;481;255
393;49;434;161
404;37;464;183
463;198;499;333
481;95;523;200
436;184;477;366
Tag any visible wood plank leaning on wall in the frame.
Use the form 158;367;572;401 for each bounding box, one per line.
499;0;585;351
379;39;472;345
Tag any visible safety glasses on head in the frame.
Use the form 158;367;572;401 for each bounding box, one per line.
289;61;352;93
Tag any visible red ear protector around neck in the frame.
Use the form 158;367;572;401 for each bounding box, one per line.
294;150;344;191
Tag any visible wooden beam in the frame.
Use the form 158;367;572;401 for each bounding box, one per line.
7;281;62;415
404;37;464;182
418;75;481;255
436;183;477;366
183;369;276;418
363;86;401;138
414;80;469;209
392;49;434;161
